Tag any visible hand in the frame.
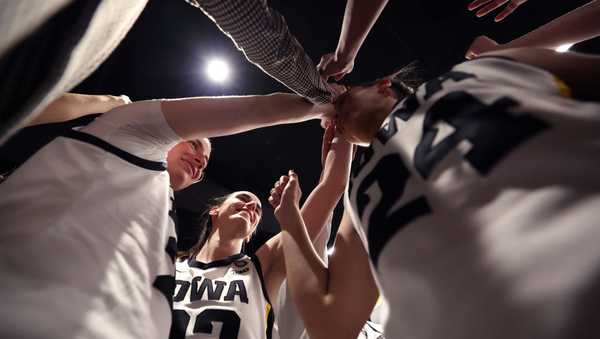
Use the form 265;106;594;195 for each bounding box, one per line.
466;35;500;59
311;102;336;121
317;52;355;81
270;171;303;219
326;82;348;102
468;0;529;22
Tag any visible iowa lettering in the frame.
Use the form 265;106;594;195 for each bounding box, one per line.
174;278;249;303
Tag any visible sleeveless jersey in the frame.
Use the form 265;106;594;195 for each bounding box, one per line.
0;101;180;339
345;57;600;339
171;253;275;339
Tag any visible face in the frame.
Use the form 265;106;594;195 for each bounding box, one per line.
167;138;210;191
335;80;397;145
210;191;263;240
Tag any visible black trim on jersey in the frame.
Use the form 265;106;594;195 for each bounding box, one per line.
61;129;167;171
249;253;275;339
187;253;245;269
154;274;176;309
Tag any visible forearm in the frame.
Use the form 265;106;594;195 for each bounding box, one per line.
188;0;331;103
278;209;332;317
505;0;600;49
280;209;377;339
300;182;343;243
161;93;319;139
484;48;600;101
336;0;388;61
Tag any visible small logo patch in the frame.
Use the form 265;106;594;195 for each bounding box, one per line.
232;259;250;274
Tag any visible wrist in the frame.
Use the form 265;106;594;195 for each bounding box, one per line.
334;45;357;65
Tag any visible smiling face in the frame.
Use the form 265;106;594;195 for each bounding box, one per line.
210;191;263;240
167;138;211;191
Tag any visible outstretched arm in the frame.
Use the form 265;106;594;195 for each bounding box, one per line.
274;178;378;339
318;0;389;81
467;0;600;58
161;93;333;140
185;0;333;104
483;47;600;101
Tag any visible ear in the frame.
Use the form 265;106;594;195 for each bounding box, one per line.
209;208;219;216
377;80;396;98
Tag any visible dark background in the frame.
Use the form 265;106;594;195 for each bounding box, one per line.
21;0;600;250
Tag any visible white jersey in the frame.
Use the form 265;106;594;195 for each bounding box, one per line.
0;101;181;339
345;57;600;339
171;253;275;339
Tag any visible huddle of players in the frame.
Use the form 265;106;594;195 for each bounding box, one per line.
1;1;600;339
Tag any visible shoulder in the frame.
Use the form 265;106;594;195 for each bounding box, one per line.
81;100;181;161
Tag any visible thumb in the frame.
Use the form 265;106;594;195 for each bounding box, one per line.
334;73;346;81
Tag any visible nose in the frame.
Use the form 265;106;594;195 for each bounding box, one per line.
191;153;207;169
244;200;257;211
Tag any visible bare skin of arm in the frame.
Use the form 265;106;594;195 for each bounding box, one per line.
26;93;129;127
255;125;353;305
482;47;600;101
161;93;332;140
467;1;600;58
275;183;378;339
318;0;389;81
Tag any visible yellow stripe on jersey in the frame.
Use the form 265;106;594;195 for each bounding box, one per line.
265;303;274;339
553;76;572;98
264;303;271;324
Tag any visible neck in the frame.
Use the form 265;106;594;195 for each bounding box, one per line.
195;230;243;263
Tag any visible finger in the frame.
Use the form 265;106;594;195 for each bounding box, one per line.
494;1;519;21
283;172;299;194
468;0;492;11
317;53;334;71
268;195;279;208
334;73;347;81
476;0;508;17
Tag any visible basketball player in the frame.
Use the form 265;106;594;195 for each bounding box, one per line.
272;44;600;339
0;93;333;339
169;123;353;339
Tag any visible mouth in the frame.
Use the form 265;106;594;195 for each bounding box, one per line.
237;210;255;224
182;159;198;179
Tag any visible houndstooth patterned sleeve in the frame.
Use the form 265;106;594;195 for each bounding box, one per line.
185;0;332;103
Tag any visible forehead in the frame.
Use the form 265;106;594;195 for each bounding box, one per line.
229;191;261;205
198;138;211;157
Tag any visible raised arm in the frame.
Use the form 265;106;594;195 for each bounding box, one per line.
274;177;378;339
318;0;389;81
255;124;354;303
467;0;600;58
161;93;333;140
185;0;332;103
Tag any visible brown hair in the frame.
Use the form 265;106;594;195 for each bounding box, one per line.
176;194;229;259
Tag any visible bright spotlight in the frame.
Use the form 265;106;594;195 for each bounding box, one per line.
205;58;230;83
555;43;574;53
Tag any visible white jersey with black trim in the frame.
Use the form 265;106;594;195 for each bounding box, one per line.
345;57;600;339
171;253;275;339
0;101;181;339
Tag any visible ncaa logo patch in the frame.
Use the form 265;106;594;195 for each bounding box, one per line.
232;259;250;274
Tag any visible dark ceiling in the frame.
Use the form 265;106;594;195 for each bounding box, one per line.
6;0;599;249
